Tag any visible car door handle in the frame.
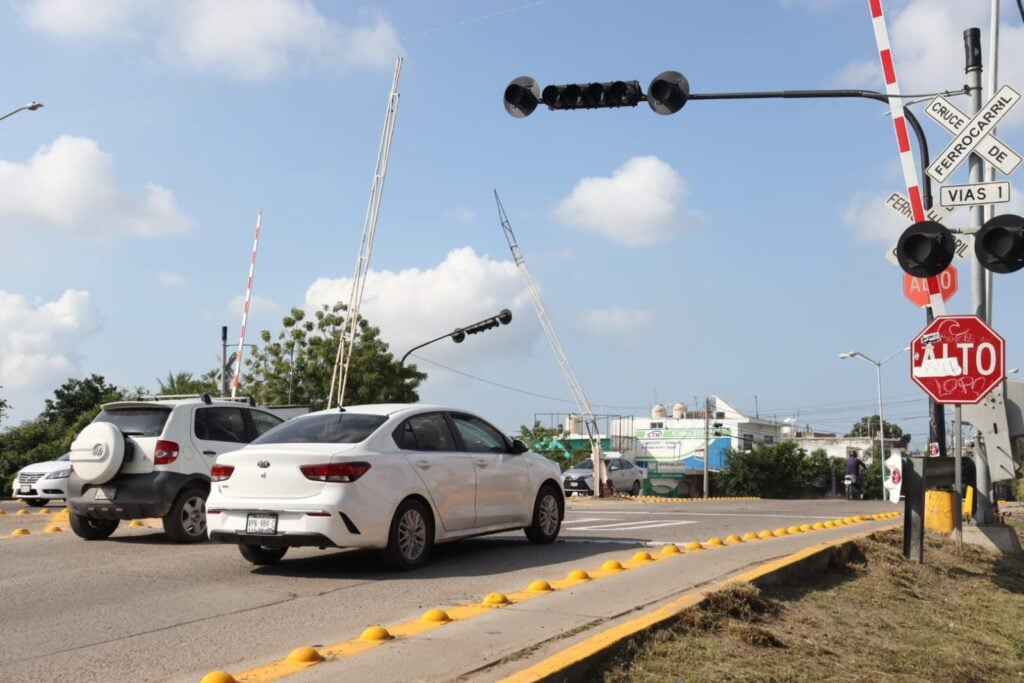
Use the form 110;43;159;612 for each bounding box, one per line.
203;450;217;456
474;459;488;467
415;460;431;469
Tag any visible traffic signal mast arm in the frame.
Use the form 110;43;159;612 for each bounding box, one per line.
494;192;606;486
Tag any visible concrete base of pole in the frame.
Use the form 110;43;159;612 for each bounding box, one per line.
957;524;1022;555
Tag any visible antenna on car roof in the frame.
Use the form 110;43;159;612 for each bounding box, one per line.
201;393;212;405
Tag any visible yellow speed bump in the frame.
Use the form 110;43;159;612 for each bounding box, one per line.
660;544;681;555
742;531;759;541
420;609;452;623
286;646;323;663
684;541;704;551
358;626;393;642
725;534;743;544
38;508;51;514
200;671;237;683
526;580;553;593
773;528;789;537
757;530;774;539
812;522;826;530
15;509;29;515
566;569;591;581
823;521;836;528
0;509;6;515
128;520;145;528
12;528;30;536
482;593;510;606
787;525;802;534
601;560;625;572
631;551;655;563
704;537;724;548
799;523;813;532
43;525;62;533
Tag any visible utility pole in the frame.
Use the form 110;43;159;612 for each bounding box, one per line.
220;326;228;397
703;396;710;499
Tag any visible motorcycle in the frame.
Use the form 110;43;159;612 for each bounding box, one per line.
844;474;863;500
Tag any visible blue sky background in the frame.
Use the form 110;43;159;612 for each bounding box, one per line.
1;0;1023;448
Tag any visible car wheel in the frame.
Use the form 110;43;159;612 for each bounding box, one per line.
382;498;433;570
162;486;208;544
525;484;562;544
69;512;119;540
24;498;47;507
630;480;641;496
238;543;288;565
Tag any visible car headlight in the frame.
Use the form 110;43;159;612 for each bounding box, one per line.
45;468;71;480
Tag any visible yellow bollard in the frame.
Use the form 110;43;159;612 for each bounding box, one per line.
962;486;974;518
924;490;955;533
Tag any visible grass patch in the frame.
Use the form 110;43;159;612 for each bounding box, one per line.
592;519;1024;682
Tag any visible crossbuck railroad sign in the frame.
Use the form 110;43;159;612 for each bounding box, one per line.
926;85;1021;183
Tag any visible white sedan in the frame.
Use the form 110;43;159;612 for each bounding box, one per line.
12;453;71;506
207;404;564;569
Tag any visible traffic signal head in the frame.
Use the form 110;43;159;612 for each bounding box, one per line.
896;221;955;278
451;328;466;344
503;77;540;118
497;308;513;325
539;80;642;111
465;318;500;335
647;71;689;115
975;213;1024;274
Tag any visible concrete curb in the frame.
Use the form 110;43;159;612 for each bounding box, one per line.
499;523;899;683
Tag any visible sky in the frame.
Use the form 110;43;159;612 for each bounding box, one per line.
2;0;1024;449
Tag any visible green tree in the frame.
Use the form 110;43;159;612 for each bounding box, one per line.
846;415;911;449
243;304;425;409
517;420;571;465
716;442;832;498
0;386;8;425
42;375;123;427
156;371;218;396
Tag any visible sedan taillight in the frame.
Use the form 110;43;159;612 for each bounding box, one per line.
210;464;234;482
154;440;179;465
300;462;371;482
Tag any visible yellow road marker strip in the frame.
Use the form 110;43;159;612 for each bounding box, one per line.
205;514;898;682
499;523;901;683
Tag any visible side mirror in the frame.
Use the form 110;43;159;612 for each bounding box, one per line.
511;439;529;455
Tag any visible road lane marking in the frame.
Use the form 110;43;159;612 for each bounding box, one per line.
571;520;696;531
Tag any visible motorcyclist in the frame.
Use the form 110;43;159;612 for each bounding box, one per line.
845;452;867;495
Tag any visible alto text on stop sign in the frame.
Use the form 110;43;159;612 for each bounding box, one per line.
910;315;1005;404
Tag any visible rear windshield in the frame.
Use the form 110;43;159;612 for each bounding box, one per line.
251;413;387;445
94;407;172;437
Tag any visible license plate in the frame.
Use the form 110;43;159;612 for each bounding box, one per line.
94;487;116;500
567;481;580;489
246;513;278;535
19;485;31;494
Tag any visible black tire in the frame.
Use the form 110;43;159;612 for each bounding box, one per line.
382;498;433;570
525;484;562;544
69;512;119;540
630;480;642;496
238;543;288;565
162;486;208;543
24;498;47;507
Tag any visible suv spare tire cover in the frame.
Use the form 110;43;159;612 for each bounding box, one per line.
70;422;125;484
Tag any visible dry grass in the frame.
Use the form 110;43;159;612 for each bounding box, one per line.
594;519;1024;682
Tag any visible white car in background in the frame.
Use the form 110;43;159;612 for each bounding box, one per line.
12;453;71;506
207;404;565;570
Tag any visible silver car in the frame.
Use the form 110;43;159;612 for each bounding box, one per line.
561;457;645;496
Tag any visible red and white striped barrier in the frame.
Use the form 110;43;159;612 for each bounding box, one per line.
868;0;946;314
231;209;262;398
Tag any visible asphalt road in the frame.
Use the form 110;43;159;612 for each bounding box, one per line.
0;496;894;682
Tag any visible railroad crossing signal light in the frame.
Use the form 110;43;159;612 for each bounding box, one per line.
895;220;955;278
647;71;690;115
503;77;540;118
975;213;1024;274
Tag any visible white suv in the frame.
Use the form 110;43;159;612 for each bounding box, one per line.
66;395;284;543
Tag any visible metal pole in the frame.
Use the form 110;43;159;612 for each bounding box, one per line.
703;397;710;499
220;326;228;396
954;404;963;546
965;28;994;525
876;362;886;500
984;0;1000;322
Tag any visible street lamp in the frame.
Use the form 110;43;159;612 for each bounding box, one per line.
0;102;44;123
838;347;910;498
400;309;512;366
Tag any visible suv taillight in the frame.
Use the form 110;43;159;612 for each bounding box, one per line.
210;464;234;482
154;440;179;465
300;462;371;482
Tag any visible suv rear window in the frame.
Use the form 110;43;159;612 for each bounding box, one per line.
251;413;386;445
94;407;172;437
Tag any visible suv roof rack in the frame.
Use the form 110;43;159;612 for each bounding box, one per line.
124;394;256;404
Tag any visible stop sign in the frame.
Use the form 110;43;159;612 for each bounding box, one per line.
903;265;958;308
910;315;1005;404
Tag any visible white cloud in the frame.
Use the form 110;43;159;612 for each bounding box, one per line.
158;272;187;287
832;0;1024;131
842;191;910;244
0;290;102;416
0;136;196;238
581;307;654;335
450;207;475;224
226;294;280;318
554;156;700;247
305;247;533;366
17;0;402;80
